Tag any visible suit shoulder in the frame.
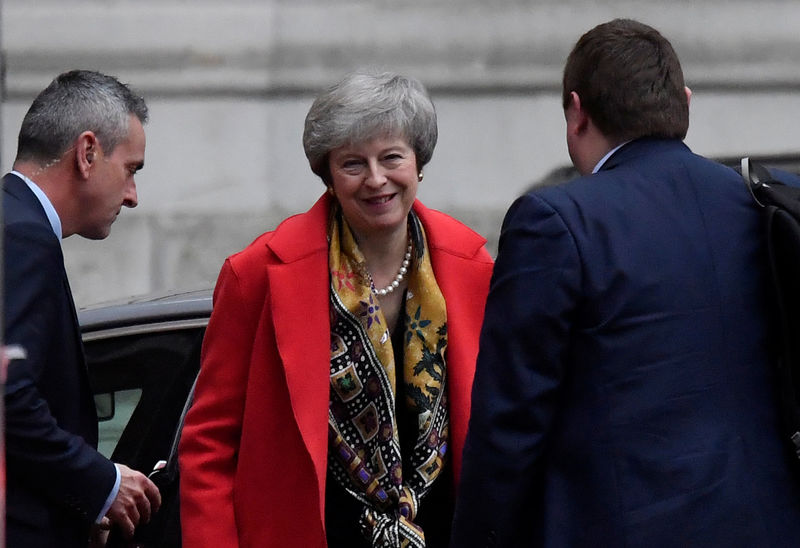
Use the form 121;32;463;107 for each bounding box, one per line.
210;233;275;309
4;218;62;270
220;210;326;291
518;177;591;220
222;230;277;280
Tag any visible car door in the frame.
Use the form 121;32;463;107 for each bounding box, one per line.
85;316;205;547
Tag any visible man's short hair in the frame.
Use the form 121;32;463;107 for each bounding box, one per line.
562;19;689;142
16;70;148;165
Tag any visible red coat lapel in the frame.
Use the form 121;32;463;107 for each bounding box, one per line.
266;195;333;505
414;201;493;481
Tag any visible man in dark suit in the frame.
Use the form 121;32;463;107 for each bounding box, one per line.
452;19;800;547
3;70;161;547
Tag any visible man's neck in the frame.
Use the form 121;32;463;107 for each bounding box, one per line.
12;160;76;237
592;141;631;174
574;124;620;176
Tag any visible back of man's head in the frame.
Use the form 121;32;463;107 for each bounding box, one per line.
562;19;689;142
15;69;148;166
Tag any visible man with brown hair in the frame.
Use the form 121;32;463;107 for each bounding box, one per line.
452;19;800;547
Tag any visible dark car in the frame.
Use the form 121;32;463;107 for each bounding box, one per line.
81;288;212;547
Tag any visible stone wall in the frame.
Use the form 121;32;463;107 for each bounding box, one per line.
2;0;799;306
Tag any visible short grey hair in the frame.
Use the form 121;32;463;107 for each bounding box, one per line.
303;71;438;184
16;69;148;165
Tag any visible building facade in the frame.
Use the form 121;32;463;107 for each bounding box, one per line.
2;0;799;305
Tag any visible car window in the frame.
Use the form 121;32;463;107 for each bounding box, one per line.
85;326;204;473
96;387;143;458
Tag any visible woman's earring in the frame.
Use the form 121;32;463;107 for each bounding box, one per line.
327;185;336;196
418;171;424;182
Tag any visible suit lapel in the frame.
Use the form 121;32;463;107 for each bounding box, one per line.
62;273;100;445
414;202;490;481
266;195;333;498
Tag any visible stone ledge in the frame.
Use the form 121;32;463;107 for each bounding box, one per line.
5;1;800;97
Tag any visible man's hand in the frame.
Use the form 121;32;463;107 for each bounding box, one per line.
89;518;111;548
106;464;162;539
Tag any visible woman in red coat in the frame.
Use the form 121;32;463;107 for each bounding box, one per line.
179;71;493;547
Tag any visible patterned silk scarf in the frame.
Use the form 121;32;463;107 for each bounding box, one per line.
327;209;449;547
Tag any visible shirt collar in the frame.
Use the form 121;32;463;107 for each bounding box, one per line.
592;141;631;174
11;170;63;240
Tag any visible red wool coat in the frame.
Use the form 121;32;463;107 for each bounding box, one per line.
179;194;494;547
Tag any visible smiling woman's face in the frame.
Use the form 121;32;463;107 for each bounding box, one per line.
327;135;418;241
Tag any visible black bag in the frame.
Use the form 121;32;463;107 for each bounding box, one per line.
742;157;800;459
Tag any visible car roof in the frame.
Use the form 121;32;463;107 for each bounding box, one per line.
78;287;213;334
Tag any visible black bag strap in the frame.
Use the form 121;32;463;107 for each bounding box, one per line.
741;156;776;207
742;157;800;457
742;157;800;216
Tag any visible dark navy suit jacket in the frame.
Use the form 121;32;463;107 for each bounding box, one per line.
452;139;800;547
3;173;117;547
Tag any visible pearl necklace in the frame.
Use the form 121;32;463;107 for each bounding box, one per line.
371;240;412;296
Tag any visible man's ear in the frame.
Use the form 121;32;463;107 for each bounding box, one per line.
565;91;589;136
684;86;692;107
75;131;98;179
